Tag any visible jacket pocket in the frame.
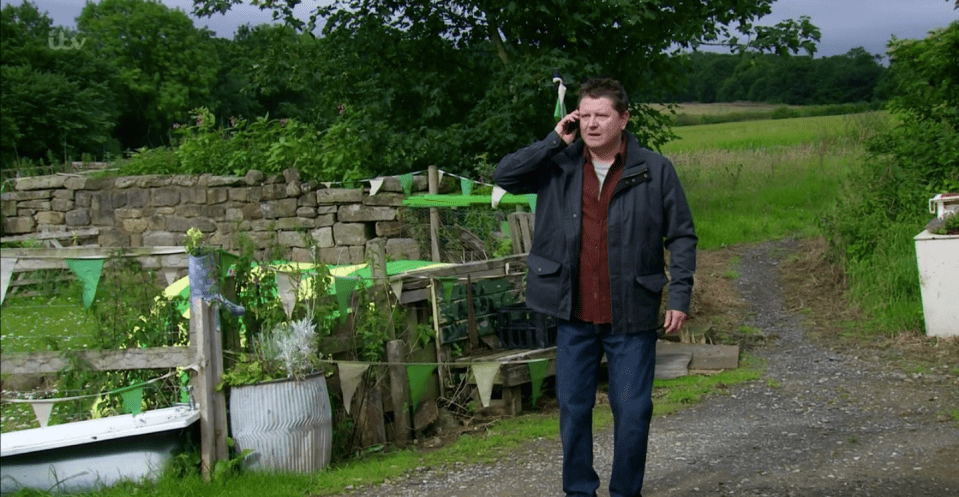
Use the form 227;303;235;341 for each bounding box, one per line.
527;253;561;276
525;253;563;316
635;273;668;293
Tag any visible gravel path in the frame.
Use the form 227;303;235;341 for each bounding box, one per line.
335;240;959;497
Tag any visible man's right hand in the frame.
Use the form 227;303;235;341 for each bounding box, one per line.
555;110;580;145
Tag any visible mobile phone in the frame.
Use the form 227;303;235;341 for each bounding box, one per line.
564;119;579;134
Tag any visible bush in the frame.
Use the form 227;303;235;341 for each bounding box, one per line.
823;22;958;334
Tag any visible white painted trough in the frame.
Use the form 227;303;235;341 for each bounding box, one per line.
1;405;199;495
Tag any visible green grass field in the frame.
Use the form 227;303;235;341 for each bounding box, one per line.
664;113;880;249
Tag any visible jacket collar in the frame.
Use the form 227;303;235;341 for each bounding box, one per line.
557;131;647;174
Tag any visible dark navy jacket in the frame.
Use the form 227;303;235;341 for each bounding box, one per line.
494;130;697;333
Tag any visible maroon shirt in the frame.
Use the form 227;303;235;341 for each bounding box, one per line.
572;140;626;323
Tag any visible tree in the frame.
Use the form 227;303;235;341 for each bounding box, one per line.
0;1;119;169
78;0;220;150
191;0;819;177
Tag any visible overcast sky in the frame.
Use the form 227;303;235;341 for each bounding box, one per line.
5;0;957;58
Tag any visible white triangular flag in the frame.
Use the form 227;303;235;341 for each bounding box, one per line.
472;363;500;408
390;280;403;300
163;268;179;286
1;258;17;305
322;182;333;188
31;400;56;428
369;177;384;196
437;170;444;184
275;271;298;319
491;186;507;208
338;362;370;415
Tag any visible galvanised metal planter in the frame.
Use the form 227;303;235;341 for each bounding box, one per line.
229;373;333;473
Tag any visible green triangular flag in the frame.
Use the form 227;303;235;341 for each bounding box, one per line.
406;364;437;410
399;173;414;196
218;250;240;280
554;97;565;121
527;359;549;407
334;277;358;323
179;370;191;404
460;178;473;195
65;258;105;309
526;194;537;213
501;221;510;237
439;277;455;303
119;385;144;415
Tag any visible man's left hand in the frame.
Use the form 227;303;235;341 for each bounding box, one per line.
663;310;688;334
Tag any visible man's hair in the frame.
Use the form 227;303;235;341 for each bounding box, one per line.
578;77;629;115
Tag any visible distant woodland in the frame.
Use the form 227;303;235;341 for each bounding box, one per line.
665;50;888;105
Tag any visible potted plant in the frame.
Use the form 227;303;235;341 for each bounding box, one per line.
915;199;959;338
185;227;217;301
218;262;337;473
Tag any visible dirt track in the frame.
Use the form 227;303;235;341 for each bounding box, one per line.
335;240;959;497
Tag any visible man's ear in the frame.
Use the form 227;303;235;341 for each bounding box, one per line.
620;111;630;130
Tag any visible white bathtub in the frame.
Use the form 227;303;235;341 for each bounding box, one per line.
1;405;199;494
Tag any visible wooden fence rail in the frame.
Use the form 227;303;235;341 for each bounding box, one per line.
0;247;226;480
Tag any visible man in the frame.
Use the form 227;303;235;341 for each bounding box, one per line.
493;77;697;497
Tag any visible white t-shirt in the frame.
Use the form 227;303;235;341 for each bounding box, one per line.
593;158;613;198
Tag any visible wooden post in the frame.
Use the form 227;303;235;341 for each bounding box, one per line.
191;298;228;481
386;340;410;447
357;378;387;449
366;238;395;339
466;274;479;350
429;278;447;399
428;165;441;262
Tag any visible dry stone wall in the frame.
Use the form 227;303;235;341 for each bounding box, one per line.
1;169;444;264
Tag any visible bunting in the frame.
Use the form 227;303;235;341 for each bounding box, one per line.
1;257;16;305
526;194;537;213
399;173;414;196
218;250;240;280
491;186;507;208
30;400;56;428
460;177;473;195
438;277;455;303
65;258;105;309
390;280;404;301
334;276;358;323
553;75;568;121
527;359;549;406
369;177;385;196
2;371;180;427
275;271;299;319
471;363;500;408
337;362;370;415
406;364;437;410
119;385;144;415
163;268;179;286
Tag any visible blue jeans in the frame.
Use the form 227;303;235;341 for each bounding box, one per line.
556;320;657;497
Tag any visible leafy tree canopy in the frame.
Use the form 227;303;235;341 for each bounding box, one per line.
191;0;820;178
1;1;119;167
78;0;221;150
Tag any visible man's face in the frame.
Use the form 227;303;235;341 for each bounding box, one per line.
578;96;629;153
